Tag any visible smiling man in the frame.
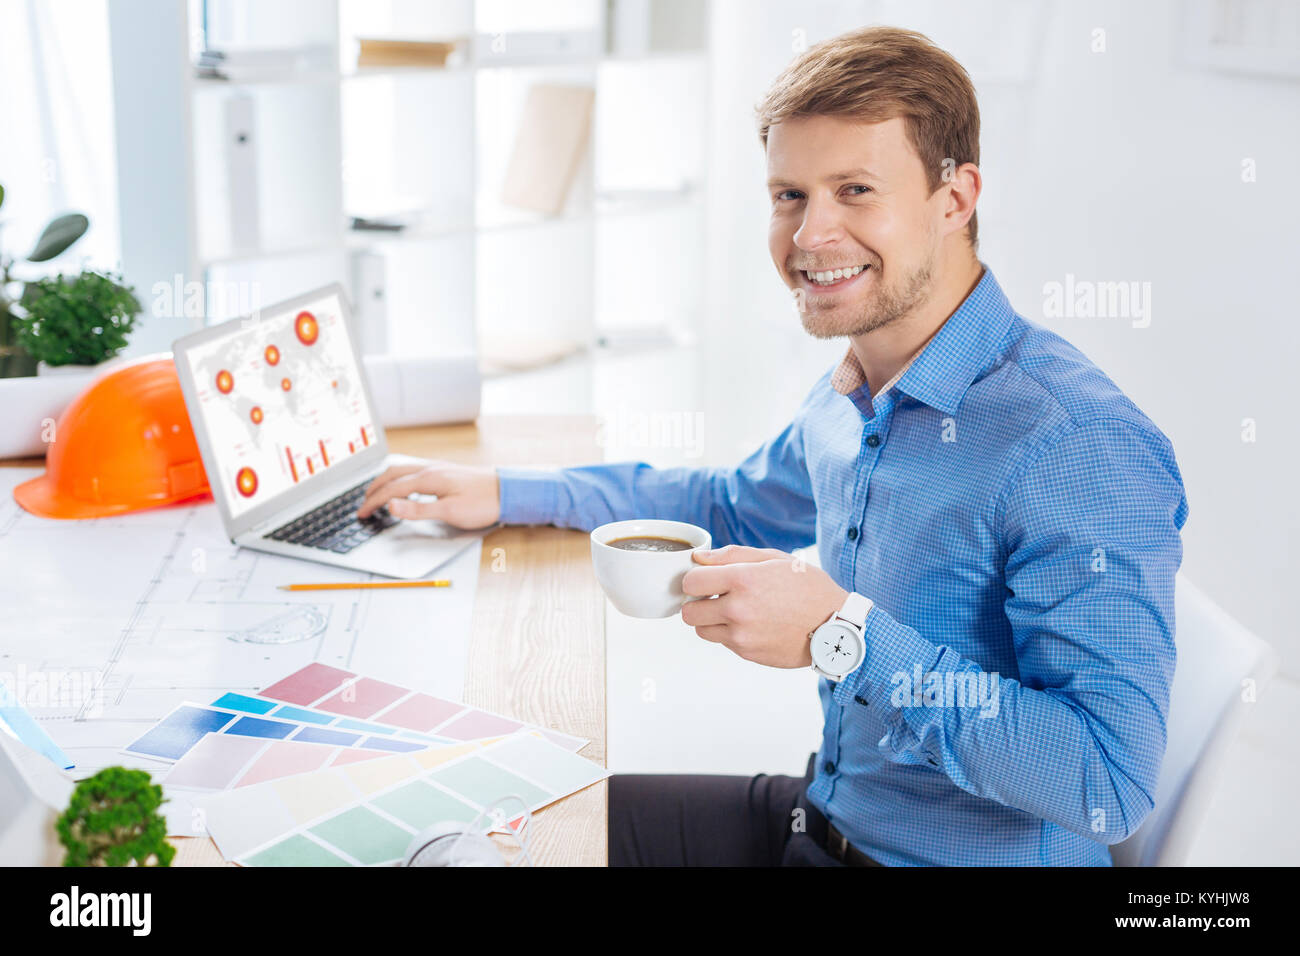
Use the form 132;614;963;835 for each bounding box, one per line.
357;26;1188;866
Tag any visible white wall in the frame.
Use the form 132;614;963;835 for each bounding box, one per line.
702;0;1300;676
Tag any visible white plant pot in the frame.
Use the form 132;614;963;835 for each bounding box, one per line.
36;355;127;377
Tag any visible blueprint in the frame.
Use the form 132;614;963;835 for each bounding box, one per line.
0;467;482;788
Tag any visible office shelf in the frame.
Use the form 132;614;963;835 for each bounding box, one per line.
110;0;710;366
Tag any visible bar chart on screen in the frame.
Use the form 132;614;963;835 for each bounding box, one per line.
181;292;375;513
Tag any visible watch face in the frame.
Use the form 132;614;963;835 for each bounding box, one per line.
812;623;864;676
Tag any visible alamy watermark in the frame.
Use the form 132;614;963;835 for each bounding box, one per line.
150;274;262;322
0;664;105;718
889;663;1001;718
1042;274;1152;328
595;404;706;458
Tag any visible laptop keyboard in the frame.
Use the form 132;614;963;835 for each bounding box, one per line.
263;480;399;554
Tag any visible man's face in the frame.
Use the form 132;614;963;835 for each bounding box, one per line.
767;115;942;338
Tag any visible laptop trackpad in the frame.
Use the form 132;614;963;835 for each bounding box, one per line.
380;517;478;546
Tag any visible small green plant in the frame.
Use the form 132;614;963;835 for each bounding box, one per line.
14;269;141;368
1;181;94;376
56;766;175;867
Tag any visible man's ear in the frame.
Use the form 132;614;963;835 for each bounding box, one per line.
942;162;981;240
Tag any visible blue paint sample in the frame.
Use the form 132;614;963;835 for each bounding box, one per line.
335;718;394;735
269;704;335;726
226;715;295;739
360;736;426;753
291;726;361;747
127;706;235;760
211;692;277;715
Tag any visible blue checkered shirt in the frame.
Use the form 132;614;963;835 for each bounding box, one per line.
496;265;1188;866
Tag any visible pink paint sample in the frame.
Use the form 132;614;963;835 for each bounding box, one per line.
328;749;385;766
316;677;407;718
235;739;333;788
261;662;355;706
436;710;523;740
373;693;464;732
164;733;267;790
539;730;581;751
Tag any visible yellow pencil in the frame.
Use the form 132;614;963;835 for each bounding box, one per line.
277;580;451;591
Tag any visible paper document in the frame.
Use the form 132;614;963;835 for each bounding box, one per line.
0;468;481;787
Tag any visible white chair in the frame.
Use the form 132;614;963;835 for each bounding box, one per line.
1110;573;1279;866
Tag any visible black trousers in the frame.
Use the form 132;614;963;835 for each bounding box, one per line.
609;754;864;867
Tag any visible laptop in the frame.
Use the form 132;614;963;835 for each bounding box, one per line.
173;284;480;579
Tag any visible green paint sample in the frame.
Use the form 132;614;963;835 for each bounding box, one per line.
372;780;480;829
244;833;351;867
310;806;413;865
481;735;602;795
429;756;551;810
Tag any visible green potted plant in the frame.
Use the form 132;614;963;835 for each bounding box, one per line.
56;766;175;867
0;180;94;377
15;268;141;374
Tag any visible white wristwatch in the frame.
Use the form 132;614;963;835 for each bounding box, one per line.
809;592;873;681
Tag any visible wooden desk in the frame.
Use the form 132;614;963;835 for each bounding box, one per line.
3;415;607;867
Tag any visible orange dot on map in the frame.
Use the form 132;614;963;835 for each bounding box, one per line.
215;370;233;394
250;406;263;424
294;311;319;346
281;378;292;392
265;345;281;366
236;467;258;497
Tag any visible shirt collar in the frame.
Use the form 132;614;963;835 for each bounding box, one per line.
829;265;1017;416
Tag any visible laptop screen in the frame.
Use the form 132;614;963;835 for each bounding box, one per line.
180;290;376;520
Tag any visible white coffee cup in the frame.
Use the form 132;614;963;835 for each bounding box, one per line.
590;519;712;619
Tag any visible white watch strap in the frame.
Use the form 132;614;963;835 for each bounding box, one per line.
836;592;872;630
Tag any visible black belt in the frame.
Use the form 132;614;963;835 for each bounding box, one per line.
826;823;884;867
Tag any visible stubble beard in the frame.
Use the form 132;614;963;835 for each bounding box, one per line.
797;252;936;340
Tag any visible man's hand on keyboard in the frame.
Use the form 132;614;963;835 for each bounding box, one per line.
356;460;501;530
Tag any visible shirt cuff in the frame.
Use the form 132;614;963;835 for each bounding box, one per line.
495;466;564;526
831;603;945;761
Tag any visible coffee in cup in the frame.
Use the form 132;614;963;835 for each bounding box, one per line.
605;535;694;552
590;519;712;618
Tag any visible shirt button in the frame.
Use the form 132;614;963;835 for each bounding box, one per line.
866;434;881;448
846;527;858;541
824;760;837;775
853;695;869;707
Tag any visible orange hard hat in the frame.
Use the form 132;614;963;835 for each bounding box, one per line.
14;356;211;519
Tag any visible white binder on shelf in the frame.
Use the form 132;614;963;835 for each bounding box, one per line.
224;93;261;255
349;248;389;356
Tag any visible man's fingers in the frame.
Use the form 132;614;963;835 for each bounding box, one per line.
358;465;424;516
363;464;424;497
691;623;730;645
680;593;737;628
358;469;442;518
691;544;788;565
387;496;448;522
681;564;739;597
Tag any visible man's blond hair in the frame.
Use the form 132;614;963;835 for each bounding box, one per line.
756;26;981;246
